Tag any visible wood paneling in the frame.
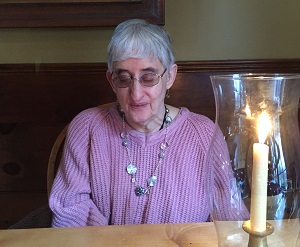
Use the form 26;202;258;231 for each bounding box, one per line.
0;0;165;28
0;59;299;229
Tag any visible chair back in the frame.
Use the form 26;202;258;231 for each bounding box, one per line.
47;125;68;198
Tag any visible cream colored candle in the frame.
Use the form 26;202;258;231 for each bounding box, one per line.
250;111;271;232
250;143;269;232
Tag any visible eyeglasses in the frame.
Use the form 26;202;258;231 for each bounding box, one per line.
110;69;167;88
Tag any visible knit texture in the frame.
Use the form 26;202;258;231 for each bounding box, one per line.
49;104;249;227
9;204;52;229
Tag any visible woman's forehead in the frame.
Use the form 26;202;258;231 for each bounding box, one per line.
112;56;163;71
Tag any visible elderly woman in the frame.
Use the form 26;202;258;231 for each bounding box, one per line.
49;19;248;227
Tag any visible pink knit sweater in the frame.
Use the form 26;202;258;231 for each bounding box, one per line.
49;104;249;227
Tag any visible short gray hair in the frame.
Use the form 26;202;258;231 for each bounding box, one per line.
107;19;175;72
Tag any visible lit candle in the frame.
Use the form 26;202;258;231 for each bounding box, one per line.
250;111;271;232
245;104;251;117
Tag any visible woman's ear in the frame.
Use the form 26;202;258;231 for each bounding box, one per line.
166;64;178;89
106;70;117;94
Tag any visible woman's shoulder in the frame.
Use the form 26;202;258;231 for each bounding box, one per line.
174;106;215;127
69;103;118;130
189;109;214;125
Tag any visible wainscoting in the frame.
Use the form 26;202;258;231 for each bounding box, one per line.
0;59;299;229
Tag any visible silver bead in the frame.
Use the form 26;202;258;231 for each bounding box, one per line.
159;151;165;158
165;116;172;124
147;176;157;187
122;138;129;147
160;142;169;150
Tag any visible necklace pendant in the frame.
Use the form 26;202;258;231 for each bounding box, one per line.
122;138;129;147
165;115;172;125
122;105;171;197
147;176;157;187
126;163;137;175
135;186;148;196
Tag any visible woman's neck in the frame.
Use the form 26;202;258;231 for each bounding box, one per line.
124;105;167;134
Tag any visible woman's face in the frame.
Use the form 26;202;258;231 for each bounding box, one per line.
107;55;177;132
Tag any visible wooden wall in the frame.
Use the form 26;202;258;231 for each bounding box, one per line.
0;59;299;229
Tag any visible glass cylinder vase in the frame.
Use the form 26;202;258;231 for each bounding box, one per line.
208;73;300;247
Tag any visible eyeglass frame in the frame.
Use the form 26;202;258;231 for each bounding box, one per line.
110;69;167;88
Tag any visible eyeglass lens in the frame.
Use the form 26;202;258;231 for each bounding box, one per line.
112;70;166;88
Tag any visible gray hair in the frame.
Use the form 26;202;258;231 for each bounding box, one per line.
107;19;175;72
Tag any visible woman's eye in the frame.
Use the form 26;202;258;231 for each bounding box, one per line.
142;74;155;82
119;75;130;81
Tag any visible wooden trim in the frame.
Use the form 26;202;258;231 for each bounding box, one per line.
176;59;300;73
0;0;165;28
1;59;299;74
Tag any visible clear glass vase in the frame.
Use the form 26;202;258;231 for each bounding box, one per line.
208;74;300;247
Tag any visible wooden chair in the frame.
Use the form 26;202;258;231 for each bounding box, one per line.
47;124;68;198
47;102;116;197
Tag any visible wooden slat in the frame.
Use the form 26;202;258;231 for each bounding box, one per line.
0;73;114;124
166;72;216;120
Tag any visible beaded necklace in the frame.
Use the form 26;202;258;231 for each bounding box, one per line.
121;106;172;196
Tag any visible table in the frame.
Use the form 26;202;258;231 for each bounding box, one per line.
0;222;218;247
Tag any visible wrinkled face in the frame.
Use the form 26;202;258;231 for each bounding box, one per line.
107;55;176;132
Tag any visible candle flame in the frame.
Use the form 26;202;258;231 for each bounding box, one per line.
245;105;251;117
257;111;271;144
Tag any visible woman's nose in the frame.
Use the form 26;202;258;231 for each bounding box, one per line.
129;78;144;99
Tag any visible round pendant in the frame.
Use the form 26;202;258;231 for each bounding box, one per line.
135;186;148;196
126;163;137;175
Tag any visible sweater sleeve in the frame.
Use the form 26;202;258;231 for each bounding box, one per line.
49;109;109;227
208;124;250;221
